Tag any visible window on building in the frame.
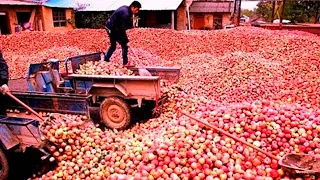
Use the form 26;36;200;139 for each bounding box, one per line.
16;12;31;25
52;8;66;27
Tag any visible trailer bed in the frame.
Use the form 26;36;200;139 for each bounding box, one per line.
67;74;161;101
9;78;29;91
7;91;91;116
67;74;160;81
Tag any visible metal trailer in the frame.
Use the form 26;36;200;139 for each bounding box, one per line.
0;52;179;179
0;115;51;180
8;52;181;130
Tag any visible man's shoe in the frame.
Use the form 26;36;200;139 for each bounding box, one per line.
104;56;110;62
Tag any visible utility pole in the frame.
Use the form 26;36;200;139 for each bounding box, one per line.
233;0;241;26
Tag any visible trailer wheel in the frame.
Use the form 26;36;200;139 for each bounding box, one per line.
100;97;131;130
0;148;9;180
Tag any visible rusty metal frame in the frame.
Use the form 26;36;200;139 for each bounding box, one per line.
0;117;41;151
9;91;91;116
68;74;161;107
129;66;181;84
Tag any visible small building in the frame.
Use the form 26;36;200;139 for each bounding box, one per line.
240;15;250;23
77;0;187;30
0;0;76;35
77;0;234;31
189;0;234;30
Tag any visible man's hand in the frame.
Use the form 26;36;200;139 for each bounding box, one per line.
0;84;9;95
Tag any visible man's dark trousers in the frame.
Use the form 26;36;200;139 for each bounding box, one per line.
0;94;8;116
104;31;128;65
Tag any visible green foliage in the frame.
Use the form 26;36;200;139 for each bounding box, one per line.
75;12;112;29
242;9;255;17
255;1;320;23
255;2;273;21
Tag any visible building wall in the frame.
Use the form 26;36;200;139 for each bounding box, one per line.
41;6;74;31
139;11;173;29
176;3;187;30
0;5;35;33
204;14;214;29
190;12;231;30
144;11;157;27
0;5;74;34
222;14;231;27
190;13;203;29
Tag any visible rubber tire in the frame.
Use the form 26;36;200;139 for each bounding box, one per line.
0;148;9;180
100;97;131;130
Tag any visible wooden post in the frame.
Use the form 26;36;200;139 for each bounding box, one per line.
29;8;36;30
38;19;43;31
233;0;241;26
186;0;193;30
314;1;320;24
237;0;241;26
171;11;175;30
187;6;191;30
233;0;237;22
279;0;286;29
271;1;276;23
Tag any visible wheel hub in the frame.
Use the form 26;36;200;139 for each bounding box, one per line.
107;105;125;123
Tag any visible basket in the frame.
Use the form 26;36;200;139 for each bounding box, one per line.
278;153;320;175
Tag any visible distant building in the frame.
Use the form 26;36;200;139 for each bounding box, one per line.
76;0;186;30
0;0;76;35
189;0;234;30
78;0;234;30
240;15;249;23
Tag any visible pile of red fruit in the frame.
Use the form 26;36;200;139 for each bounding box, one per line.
1;26;319;179
33;84;320;180
76;61;135;76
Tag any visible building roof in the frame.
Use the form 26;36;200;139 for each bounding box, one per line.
0;0;40;5
77;0;184;11
42;0;77;8
190;1;234;13
0;0;77;8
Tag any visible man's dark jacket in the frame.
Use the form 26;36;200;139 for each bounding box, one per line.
106;5;133;44
0;51;8;86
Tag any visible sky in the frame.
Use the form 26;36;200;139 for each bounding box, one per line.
241;1;260;10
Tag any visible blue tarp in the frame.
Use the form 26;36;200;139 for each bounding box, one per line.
43;0;77;8
26;0;77;8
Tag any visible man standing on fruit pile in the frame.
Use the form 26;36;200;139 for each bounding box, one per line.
104;1;141;66
0;49;9;116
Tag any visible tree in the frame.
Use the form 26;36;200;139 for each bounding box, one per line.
255;2;273;21
75;12;111;29
255;1;320;23
315;2;320;23
242;9;255;17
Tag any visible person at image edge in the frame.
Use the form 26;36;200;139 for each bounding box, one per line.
0;49;9;116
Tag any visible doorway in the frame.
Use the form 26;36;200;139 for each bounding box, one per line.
193;14;204;30
16;12;31;26
214;15;223;29
0;12;10;35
